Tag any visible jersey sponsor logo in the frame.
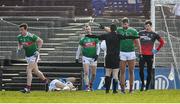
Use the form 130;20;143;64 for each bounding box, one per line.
83;42;96;48
140;36;151;40
21;42;33;47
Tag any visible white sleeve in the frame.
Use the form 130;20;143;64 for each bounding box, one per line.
100;40;106;51
96;42;100;56
101;40;107;57
75;45;81;59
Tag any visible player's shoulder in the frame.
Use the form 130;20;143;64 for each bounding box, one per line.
27;32;37;38
17;34;22;38
128;27;137;31
153;31;159;35
117;26;123;30
139;30;146;34
153;31;160;37
80;36;85;41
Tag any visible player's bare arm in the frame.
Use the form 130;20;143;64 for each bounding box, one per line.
36;37;43;51
75;45;81;63
99;24;111;32
134;39;142;54
17;43;23;50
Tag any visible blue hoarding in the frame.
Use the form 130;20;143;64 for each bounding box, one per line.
91;67;180;90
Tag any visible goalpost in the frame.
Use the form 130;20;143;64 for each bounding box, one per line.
151;0;180;89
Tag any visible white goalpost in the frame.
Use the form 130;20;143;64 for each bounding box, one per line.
151;0;180;89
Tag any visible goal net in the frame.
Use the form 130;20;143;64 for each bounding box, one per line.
152;0;180;88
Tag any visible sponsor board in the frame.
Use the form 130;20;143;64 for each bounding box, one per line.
90;67;179;90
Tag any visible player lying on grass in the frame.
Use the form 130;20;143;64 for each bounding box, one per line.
86;24;139;94
48;77;77;91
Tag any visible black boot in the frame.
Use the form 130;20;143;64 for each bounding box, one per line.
105;76;111;93
145;84;149;91
140;84;145;91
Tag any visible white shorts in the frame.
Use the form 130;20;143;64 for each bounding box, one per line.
49;79;60;91
49;79;73;91
82;56;97;66
25;55;40;64
119;51;136;61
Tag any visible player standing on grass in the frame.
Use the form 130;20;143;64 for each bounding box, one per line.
139;20;165;91
100;17;142;94
75;24;100;91
118;17;141;94
87;24;139;94
17;23;49;93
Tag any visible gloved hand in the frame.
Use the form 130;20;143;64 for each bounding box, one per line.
139;54;143;60
152;49;158;55
99;24;105;29
93;55;98;62
139;54;143;58
75;59;79;63
34;51;40;57
16;49;21;55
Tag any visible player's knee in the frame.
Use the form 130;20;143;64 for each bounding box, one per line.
26;68;32;73
92;73;96;78
84;72;88;76
120;70;125;75
129;70;134;75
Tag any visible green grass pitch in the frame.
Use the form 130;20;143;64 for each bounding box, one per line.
0;90;180;103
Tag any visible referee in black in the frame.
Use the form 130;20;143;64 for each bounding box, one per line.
87;24;139;93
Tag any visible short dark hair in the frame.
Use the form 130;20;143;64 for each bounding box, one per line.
19;23;28;30
145;20;152;26
121;17;129;23
110;24;117;32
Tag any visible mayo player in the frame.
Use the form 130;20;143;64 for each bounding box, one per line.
75;24;100;91
17;23;49;93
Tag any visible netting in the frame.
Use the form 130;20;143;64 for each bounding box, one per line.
153;0;180;84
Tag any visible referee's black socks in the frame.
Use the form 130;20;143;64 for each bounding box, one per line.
113;79;118;93
105;76;111;93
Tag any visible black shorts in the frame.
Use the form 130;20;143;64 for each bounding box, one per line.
105;55;120;69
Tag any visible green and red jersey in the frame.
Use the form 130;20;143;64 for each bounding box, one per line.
79;36;99;58
17;32;39;57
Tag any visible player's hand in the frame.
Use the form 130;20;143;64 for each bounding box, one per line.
16;49;21;55
75;59;79;63
93;55;98;62
139;54;143;60
34;51;40;57
152;49;158;55
99;24;105;29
